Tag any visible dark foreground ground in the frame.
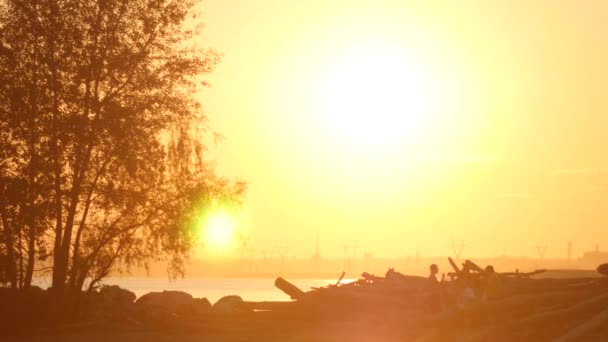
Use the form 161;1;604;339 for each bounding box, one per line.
5;298;608;342
3;265;608;341
2;310;411;342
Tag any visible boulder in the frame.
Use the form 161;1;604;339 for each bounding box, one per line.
597;263;608;276
88;286;137;324
0;287;51;332
136;290;194;314
192;297;212;315
25;285;46;297
99;285;136;305
213;295;245;314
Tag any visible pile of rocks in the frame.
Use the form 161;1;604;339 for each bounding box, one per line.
0;284;250;333
84;286;248;328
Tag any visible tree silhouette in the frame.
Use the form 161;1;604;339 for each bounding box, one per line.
0;0;244;299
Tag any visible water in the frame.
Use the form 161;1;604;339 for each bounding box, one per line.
36;278;352;304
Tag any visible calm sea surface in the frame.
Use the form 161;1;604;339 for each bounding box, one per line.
104;278;355;304
34;278;353;304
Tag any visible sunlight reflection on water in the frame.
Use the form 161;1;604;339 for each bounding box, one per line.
105;278;357;304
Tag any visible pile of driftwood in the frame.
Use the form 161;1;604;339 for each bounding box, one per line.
270;258;608;341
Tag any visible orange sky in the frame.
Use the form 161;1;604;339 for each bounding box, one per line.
195;0;608;259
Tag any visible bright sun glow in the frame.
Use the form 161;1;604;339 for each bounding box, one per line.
317;45;441;150
202;211;238;248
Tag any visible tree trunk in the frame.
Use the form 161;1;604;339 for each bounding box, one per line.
47;0;65;294
0;211;17;289
24;22;40;289
17;226;24;288
24;123;37;288
23;223;36;288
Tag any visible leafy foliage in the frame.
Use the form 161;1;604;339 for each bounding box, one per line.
0;0;245;292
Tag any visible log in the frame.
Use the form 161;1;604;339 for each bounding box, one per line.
242;301;297;312
336;271;346;285
303;287;428;312
448;257;461;274
362;272;383;282
275;277;305;300
500;269;546;277
464;260;484;273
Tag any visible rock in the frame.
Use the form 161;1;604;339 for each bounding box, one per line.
99;285;136;305
25;285;46;297
88;286;137;325
597;263;608;276
213;295;245;314
135;290;194;314
192;297;212;315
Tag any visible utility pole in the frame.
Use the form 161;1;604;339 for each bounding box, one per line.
450;239;466;263
536;243;549;262
343;244;348;272
342;243;360;274
352;243;359;275
272;243;289;275
311;236;321;275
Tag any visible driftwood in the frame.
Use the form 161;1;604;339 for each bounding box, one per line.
242;301;297;312
448;257;461;274
270;259;608;341
335;271;346;285
274;277;305;300
464;259;484;273
500;269;546;277
361;272;382;282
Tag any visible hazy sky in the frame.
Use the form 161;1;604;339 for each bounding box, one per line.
195;0;608;259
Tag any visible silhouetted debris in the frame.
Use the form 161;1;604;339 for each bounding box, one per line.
213;295;246;314
136;290;195;315
2;261;608;340
99;285;137;305
274;259;608;340
275;276;305;300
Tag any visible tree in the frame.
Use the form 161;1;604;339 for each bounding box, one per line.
0;0;245;298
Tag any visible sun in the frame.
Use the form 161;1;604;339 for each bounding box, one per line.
316;45;440;151
202;211;238;249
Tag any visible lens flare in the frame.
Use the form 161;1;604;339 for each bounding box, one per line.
202;211;237;248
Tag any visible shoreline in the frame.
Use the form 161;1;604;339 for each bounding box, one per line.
2;266;608;341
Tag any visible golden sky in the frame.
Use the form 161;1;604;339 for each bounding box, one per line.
196;0;608;259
